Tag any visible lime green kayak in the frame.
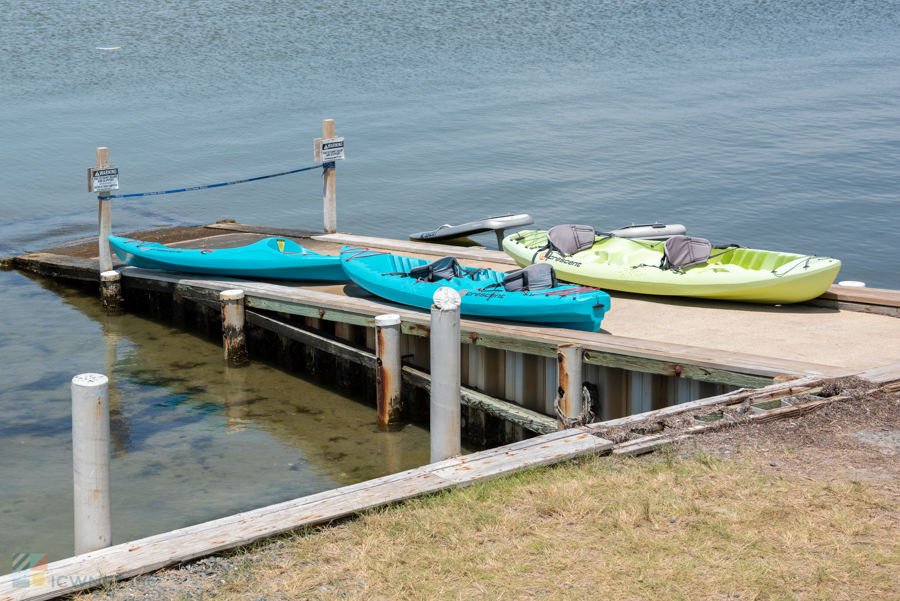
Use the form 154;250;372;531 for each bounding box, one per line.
502;230;841;304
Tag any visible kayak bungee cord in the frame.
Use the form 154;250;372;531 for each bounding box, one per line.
771;255;833;277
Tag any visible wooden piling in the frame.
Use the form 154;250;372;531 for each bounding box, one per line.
99;270;123;314
322;119;337;234
557;344;585;429
95;148;113;273
430;288;462;462
220;289;249;367
375;314;402;424
71;373;112;555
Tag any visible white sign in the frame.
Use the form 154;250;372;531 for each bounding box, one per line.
315;137;345;162
88;166;119;192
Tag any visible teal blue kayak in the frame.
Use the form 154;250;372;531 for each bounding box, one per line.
340;246;610;331
109;236;349;281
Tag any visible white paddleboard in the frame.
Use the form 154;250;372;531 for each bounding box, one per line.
410;214;534;247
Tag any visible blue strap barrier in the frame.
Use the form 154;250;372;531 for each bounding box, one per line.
100;162;333;200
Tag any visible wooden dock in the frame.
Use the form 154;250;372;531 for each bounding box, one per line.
12;222;900;446
15;222;894;446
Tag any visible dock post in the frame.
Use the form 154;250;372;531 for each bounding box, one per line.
100;270;124;314
220;289;249;367
322;119;337;234
96;147;114;273
72;373;112;555
430;288;461;462
375;314;402;424
557;344;586;429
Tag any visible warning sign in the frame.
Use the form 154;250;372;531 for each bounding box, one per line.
88;166;119;193
314;137;345;162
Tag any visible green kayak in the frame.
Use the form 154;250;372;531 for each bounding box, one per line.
503;230;841;304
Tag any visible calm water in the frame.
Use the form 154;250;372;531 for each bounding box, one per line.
2;0;899;571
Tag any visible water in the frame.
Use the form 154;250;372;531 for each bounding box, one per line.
0;268;432;571
2;0;899;571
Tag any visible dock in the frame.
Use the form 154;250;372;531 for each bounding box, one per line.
4;219;900;601
11;222;900;444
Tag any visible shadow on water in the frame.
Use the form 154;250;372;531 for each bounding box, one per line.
1;270;441;573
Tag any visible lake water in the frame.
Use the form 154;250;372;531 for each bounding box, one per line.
2;0;899;572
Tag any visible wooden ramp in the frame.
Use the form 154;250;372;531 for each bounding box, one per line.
0;430;612;601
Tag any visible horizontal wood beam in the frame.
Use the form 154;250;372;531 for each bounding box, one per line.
400;365;556;435
246;310;556;434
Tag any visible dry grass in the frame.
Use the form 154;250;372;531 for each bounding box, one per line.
212;448;900;601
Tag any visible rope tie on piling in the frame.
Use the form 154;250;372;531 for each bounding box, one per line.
555;384;595;429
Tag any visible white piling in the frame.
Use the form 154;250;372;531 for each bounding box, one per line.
72;373;112;555
430;288;461;462
100;270;123;314
375;314;402;424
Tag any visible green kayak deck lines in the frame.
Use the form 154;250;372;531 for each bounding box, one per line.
503;230;841;304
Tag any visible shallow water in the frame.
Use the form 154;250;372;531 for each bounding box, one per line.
0;269;432;571
2;0;899;572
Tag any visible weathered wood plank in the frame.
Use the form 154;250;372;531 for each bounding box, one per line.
585;376;826;434
203;223;322;238
804;298;900;318
818;285;900;308
401;365;557;435
428;430;613;484
856;362;900;384
0;428;610;601
247;310;376;369
312;233;518;265
13;253;111;282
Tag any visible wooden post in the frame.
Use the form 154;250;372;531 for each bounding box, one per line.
72;373;112;555
375;314;402;424
220;290;249;367
100;270;123;314
96;148;113;273
430;288;461;462
557;344;584;429
322;119;337;234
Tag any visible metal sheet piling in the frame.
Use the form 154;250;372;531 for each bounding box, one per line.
72;373;112;555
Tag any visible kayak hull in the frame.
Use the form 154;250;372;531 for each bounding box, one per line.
503;231;841;304
109;236;349;281
339;247;610;332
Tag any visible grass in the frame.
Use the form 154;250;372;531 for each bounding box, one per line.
208;447;900;600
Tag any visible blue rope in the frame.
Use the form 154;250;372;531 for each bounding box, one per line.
100;163;329;199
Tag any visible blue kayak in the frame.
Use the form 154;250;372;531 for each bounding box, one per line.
340;246;610;331
109;236;349;281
